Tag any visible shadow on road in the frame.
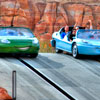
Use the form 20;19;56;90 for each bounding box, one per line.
35;54;64;69
64;51;100;61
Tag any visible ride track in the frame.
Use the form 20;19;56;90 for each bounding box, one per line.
19;53;100;100
0;53;100;100
18;57;76;100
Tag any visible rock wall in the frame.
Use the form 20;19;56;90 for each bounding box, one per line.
0;0;100;40
0;87;12;100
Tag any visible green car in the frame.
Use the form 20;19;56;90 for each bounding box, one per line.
0;27;40;58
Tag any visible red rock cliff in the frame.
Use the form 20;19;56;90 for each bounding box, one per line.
0;0;100;40
0;87;12;100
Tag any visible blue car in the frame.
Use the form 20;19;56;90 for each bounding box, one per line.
51;27;100;58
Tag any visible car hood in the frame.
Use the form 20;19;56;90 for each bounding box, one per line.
0;36;34;39
0;36;34;47
0;36;34;41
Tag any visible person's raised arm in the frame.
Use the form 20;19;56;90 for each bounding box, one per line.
88;20;93;29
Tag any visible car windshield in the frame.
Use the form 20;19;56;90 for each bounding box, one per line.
0;27;34;38
77;29;100;40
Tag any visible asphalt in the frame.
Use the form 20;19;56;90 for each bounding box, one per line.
22;53;100;100
1;53;100;100
0;57;68;100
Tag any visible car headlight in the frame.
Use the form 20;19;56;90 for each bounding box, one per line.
1;39;11;44
32;38;39;44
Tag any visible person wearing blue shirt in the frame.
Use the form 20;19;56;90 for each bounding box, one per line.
61;25;69;39
61;32;66;39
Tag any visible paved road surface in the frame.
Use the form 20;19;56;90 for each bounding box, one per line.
0;57;68;100
22;53;100;100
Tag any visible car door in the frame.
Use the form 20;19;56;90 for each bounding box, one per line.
55;32;63;49
56;34;72;53
61;35;72;53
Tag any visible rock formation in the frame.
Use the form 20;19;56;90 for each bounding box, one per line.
0;0;100;41
0;87;12;100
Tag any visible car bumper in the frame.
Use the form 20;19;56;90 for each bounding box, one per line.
78;44;100;55
0;45;39;54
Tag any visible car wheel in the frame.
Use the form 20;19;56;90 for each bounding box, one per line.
55;48;63;53
72;44;79;58
29;53;38;58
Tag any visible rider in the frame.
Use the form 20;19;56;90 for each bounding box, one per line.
97;22;100;29
60;25;70;39
68;26;79;41
85;20;93;29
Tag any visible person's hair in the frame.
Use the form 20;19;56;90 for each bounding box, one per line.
86;22;90;26
64;25;69;31
65;25;69;29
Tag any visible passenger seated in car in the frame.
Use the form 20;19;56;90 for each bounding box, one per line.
85;20;93;29
97;22;100;29
61;25;70;39
68;26;79;41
